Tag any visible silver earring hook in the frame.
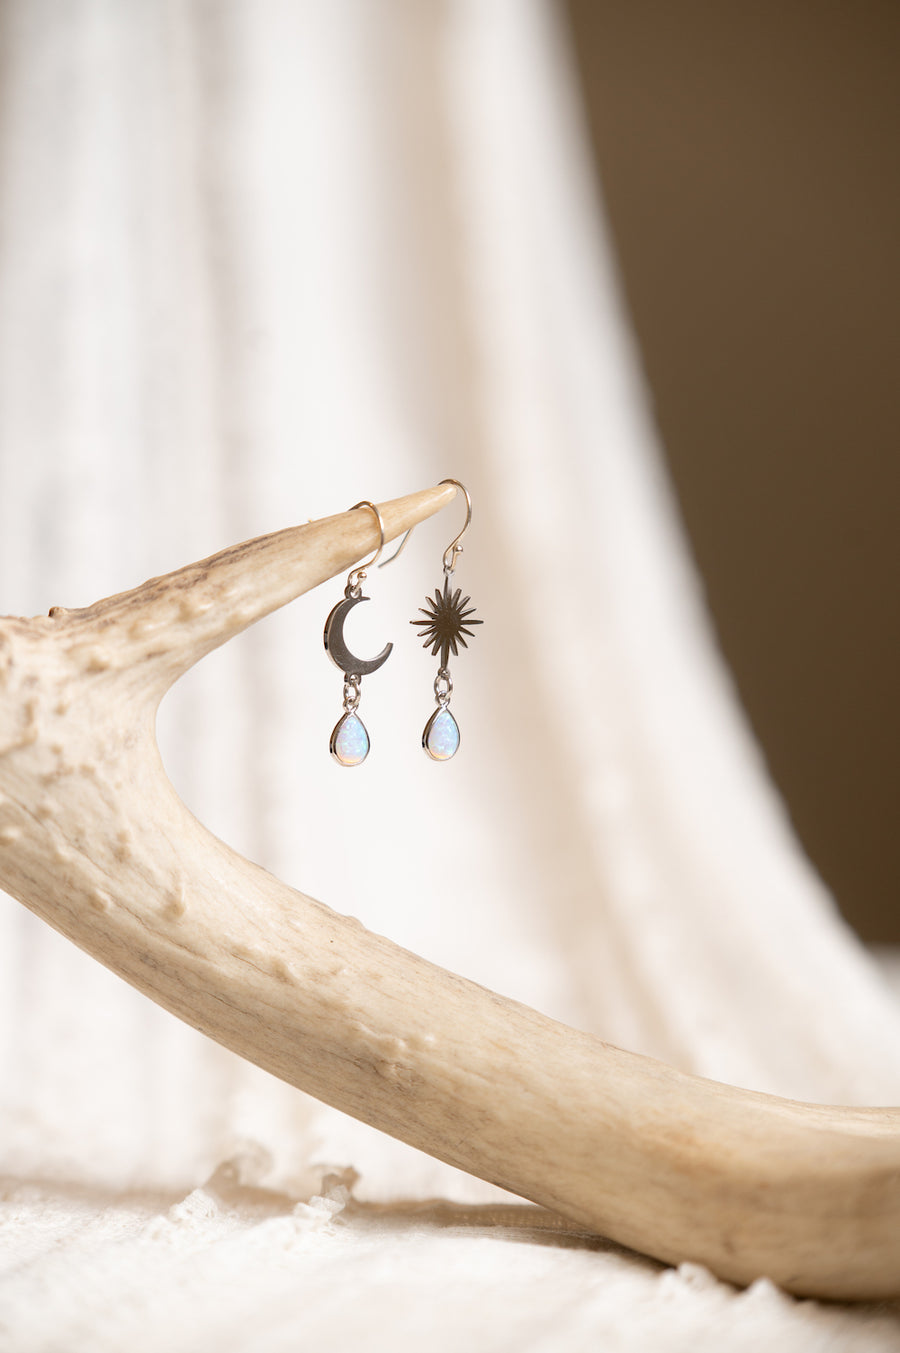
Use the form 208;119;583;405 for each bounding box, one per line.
347;500;386;590
378;478;472;572
438;478;472;573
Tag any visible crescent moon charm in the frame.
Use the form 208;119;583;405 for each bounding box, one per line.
324;593;393;676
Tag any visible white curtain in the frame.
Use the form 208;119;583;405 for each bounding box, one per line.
0;2;897;1347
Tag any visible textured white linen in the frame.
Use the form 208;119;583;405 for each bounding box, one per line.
0;1;898;1348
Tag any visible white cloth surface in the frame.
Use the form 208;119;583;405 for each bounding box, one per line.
0;1;898;1348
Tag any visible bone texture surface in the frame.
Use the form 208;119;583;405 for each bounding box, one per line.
0;484;896;1302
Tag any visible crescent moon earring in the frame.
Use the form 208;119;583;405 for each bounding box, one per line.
409;479;483;761
323;501;393;767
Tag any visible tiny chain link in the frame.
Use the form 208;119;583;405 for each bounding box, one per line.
342;675;362;713
434;667;453;709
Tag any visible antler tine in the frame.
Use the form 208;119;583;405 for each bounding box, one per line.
34;483;457;702
0;481;897;1302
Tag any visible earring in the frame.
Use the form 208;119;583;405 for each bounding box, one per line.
410;479;482;761
324;501;393;766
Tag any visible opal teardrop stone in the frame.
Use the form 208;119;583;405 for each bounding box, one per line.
423;708;460;761
330;712;370;766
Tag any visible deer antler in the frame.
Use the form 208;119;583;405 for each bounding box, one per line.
0;482;897;1301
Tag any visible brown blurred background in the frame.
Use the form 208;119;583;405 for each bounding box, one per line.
566;1;899;940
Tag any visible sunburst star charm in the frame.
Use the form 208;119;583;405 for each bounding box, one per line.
411;573;482;762
411;575;483;671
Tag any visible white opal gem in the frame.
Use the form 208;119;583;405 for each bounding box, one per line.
330;712;370;766
423;708;460;761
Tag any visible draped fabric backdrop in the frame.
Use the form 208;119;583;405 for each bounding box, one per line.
0;2;898;1349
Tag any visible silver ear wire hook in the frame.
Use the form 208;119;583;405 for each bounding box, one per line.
346;500;386;591
437;478;472;574
378;529;413;569
379;479;472;572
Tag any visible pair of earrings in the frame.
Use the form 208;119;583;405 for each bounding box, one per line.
323;479;482;766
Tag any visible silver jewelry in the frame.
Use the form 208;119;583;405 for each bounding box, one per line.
324;501;392;766
410;479;482;761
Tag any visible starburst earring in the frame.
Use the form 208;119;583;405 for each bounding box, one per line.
323;501;393;767
410;479;482;761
